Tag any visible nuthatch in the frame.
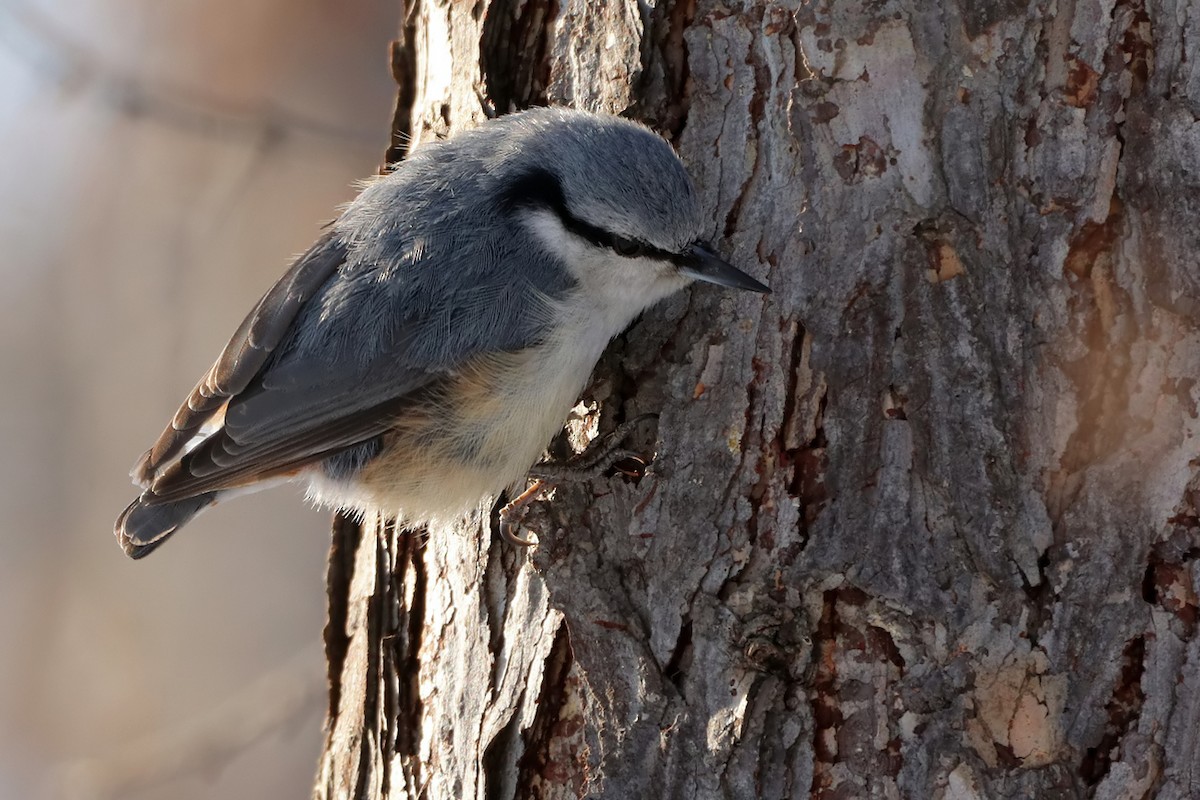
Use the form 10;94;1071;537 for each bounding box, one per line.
116;107;769;558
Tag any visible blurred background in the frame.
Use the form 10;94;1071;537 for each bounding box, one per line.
0;1;398;797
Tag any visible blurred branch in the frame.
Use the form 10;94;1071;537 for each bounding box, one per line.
52;645;324;800
0;0;380;150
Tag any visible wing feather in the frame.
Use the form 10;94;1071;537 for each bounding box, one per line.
145;392;418;501
133;231;347;485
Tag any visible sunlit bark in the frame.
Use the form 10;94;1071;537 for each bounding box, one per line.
317;1;1200;797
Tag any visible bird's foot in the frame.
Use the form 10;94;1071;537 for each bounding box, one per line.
527;413;657;482
499;415;657;547
499;480;546;546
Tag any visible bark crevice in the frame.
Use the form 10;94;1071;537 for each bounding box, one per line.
480;0;558;114
315;1;1200;796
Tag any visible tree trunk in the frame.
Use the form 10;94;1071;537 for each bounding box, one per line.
314;1;1200;798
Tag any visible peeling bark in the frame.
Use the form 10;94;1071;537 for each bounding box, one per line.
315;1;1200;798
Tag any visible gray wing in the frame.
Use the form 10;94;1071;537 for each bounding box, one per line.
143;351;446;502
133;231;348;487
135;236;458;502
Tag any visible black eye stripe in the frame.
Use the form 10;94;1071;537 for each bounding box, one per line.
612;236;643;257
502;167;675;261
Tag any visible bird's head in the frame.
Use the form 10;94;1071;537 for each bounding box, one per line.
490;108;769;321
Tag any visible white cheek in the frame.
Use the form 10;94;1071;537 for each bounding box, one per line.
521;209;689;335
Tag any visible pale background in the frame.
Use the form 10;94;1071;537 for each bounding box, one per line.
0;1;398;797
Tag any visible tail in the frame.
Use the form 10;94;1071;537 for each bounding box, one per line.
115;491;219;559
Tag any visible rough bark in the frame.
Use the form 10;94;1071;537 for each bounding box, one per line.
315;1;1200;798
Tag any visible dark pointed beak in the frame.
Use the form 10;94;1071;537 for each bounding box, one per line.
677;242;770;293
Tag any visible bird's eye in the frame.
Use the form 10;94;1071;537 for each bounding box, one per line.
612;236;644;257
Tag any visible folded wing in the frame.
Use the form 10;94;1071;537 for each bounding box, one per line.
133;232;455;504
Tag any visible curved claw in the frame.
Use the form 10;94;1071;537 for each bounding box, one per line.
612;454;648;478
498;480;546;547
528;412;660;482
500;521;539;547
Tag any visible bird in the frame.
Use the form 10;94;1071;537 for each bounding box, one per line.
115;106;769;559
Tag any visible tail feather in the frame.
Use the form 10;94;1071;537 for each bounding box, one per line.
115;492;219;559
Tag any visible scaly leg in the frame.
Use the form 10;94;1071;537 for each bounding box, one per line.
500;414;657;546
499;480;547;546
527;413;656;481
